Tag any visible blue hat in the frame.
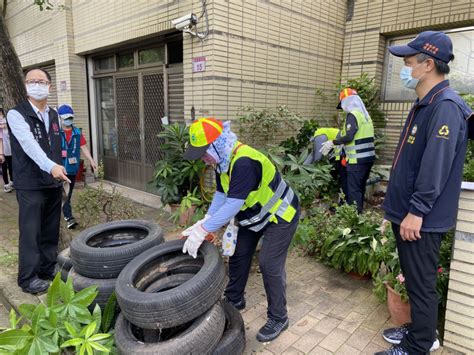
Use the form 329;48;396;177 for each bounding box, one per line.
388;31;454;63
58;104;74;119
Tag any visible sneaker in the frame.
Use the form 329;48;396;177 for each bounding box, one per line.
256;318;289;342
382;324;440;352
66;217;78;229
21;277;50;295
375;344;409;355
224;296;246;310
3;184;12;193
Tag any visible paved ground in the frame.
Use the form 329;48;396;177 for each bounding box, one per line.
0;185;457;354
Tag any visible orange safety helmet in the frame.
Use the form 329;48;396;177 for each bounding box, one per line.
184;117;223;160
337;88;358;109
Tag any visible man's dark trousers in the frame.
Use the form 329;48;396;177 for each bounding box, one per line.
62;174;77;219
16;187;62;287
347;162;372;212
225;210;299;322
392;223;442;354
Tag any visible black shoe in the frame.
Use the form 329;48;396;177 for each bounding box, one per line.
66;217;78;229
375;345;409;355
382;323;410;345
256;318;289;342
38;273;55;281
382;324;440;351
21;278;50;294
224;296;246;310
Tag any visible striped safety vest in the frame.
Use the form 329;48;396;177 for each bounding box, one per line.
220;143;297;232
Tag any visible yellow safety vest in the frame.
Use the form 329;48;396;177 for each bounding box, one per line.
341;110;375;164
220;142;297;232
314;128;339;141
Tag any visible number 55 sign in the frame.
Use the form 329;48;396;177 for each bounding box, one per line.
192;56;206;73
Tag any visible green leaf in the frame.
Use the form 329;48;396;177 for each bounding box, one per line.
102;292;117;333
85;342;93;355
0;329;31;348
30;304;46;335
84;321;97;339
37;335;59;353
88;333;111;342
27;338;45;355
73;286;98;307
60;278;73;304
61;338;84;348
92;304;102;332
64;321;78;337
89;341;110;352
18;304;36;320
8;309;19;329
47;273;62;307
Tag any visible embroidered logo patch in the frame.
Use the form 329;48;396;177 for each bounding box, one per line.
436;125;450;140
346;124;351;130
411;124;418;136
438;125;449;136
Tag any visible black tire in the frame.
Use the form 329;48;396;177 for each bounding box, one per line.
69;267;117;309
57;247;72;270
144;273;195;293
115;302;226;355
116;239;227;329
213;301;246;355
70;220;163;279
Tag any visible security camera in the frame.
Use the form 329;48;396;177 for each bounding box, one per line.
172;13;198;31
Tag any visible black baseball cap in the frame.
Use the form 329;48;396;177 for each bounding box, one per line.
388;31;454;63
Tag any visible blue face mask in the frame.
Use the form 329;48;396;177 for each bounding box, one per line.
62;119;73;126
400;65;419;90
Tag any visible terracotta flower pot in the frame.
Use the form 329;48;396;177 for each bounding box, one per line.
385;282;411;326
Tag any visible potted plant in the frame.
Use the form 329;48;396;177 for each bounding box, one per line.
320;204;384;278
152;123;206;222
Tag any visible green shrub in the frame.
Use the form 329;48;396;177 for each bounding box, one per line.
0;274;117;354
237;105;303;149
320;204;384;276
280;119;320;156
75;164;142;229
339;73;385;129
152;123;206;205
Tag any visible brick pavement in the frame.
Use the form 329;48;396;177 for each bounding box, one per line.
0;188;457;354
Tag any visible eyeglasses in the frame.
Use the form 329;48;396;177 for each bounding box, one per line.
25;79;50;86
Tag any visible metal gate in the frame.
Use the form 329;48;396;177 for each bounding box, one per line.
105;71;166;190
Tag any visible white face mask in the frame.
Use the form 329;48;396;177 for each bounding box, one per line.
26;83;49;101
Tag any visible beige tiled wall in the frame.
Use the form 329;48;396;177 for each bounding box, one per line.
7;0;347;145
445;188;474;354
184;0;347;129
342;0;474;163
5;0;90;142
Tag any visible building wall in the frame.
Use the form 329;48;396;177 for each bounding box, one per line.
445;188;474;354
5;0;90;140
184;0;346;132
342;0;474;163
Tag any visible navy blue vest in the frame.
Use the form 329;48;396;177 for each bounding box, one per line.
8;101;62;190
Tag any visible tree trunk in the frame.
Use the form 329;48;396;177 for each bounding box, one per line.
0;13;26;111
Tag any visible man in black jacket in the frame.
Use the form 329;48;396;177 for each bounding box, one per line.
377;31;472;355
7;68;70;294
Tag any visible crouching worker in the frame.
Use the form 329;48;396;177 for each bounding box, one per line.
182;117;300;342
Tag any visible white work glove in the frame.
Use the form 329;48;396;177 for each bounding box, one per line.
181;214;211;237
319;140;334;156
182;223;208;258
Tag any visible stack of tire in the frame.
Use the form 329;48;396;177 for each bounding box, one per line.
55;247;73;281
114;239;246;355
67;220;164;309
